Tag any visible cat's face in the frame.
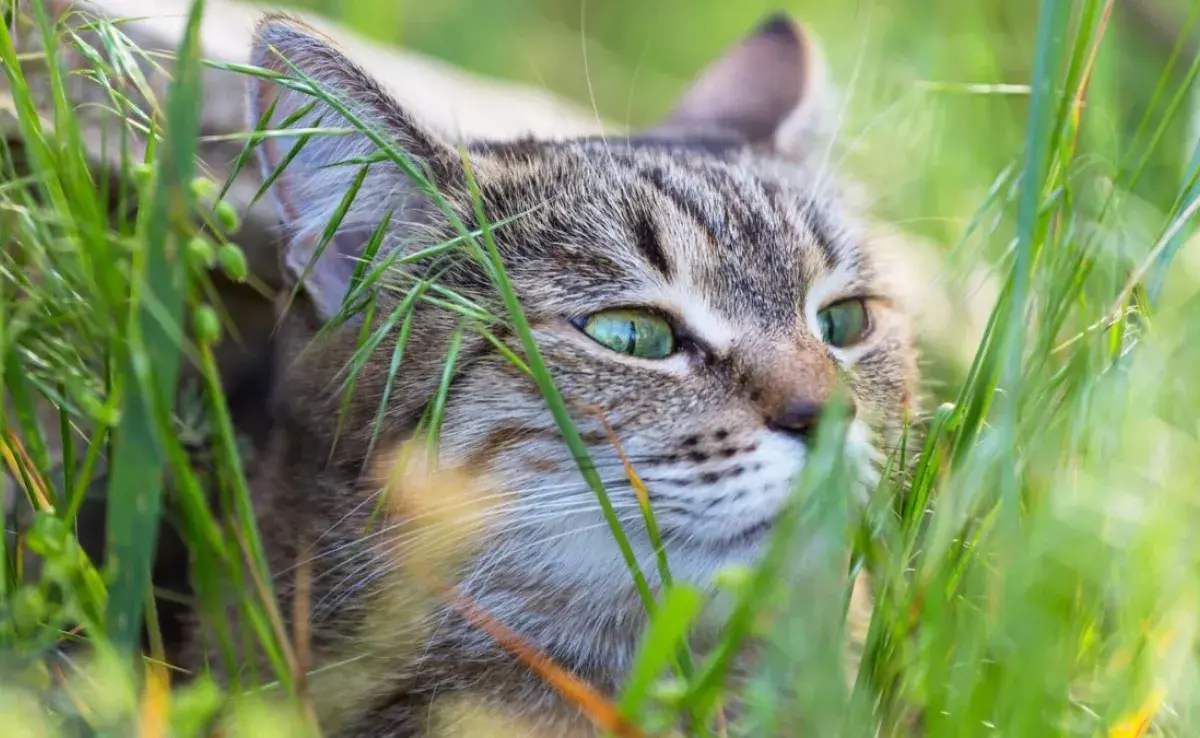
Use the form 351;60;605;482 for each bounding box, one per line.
436;139;912;575
249;15;916;622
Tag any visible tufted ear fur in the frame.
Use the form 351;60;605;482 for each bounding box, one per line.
247;15;457;321
646;13;830;154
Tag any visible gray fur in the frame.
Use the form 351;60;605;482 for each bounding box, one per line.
201;13;919;736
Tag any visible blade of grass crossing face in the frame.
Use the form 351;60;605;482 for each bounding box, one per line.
681;401;853;720
224;55;494;281
476;327;531;377
411;293;495;324
597;417;674;589
333;262;448;378
277;162;370;320
457;152;655;613
220;55;528;363
249;114;324;209
595;417;695;680
345;207;393;300
245;57;438;199
330;292;380;462
424;323;464;466
363;305;419;470
619;583;704;719
339;279;425;383
215;95;306;203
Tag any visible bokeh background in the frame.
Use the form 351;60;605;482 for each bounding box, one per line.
270;0;1195;234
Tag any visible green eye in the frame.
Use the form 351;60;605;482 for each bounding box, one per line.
576;309;677;359
817;299;870;348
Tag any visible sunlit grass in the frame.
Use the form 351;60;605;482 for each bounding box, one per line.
2;0;1200;736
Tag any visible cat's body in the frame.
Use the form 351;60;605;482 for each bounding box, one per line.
183;13;918;736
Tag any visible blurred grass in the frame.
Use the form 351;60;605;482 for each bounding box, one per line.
1;0;1200;736
282;0;1193;237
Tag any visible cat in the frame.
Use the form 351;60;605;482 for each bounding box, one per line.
187;11;918;736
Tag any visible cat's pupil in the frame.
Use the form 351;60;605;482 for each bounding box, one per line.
618;320;636;353
595;317;635;353
820;312;835;343
818;299;868;347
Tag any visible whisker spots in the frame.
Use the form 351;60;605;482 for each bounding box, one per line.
528;458;560;473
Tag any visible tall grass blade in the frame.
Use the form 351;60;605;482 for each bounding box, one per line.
103;0;206;655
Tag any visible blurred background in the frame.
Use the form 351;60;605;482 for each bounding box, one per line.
268;0;1196;234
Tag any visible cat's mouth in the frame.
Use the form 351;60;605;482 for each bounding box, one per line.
724;517;775;546
664;513;779;550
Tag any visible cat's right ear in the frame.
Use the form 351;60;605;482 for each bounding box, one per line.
647;13;831;154
247;16;456;321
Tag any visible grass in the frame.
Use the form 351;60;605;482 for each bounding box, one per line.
2;0;1200;736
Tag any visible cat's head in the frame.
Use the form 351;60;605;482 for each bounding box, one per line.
247;14;916;610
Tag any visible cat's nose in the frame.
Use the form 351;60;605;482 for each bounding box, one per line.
765;397;824;440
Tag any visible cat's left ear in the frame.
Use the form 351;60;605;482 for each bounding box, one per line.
648;13;830;153
245;15;460;322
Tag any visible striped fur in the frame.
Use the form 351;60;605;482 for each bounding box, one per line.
208;12;920;736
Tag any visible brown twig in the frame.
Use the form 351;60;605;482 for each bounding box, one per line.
291;555;315;725
421;570;643;738
1;429;54;511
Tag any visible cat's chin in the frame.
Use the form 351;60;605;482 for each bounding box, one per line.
665;514;778;554
716;516;777;547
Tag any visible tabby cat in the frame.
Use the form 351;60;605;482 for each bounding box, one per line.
201;12;918;736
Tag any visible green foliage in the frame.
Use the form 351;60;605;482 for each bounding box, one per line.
1;0;1199;736
1;1;298;731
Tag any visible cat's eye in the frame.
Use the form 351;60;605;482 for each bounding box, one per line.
574;309;677;359
817;299;870;348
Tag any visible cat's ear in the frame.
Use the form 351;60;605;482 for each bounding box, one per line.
649;13;829;153
247;15;456;321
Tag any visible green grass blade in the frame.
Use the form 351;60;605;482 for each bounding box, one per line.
457;151;655;612
103;0;206;656
619;583;704;718
422;321;465;465
1146;139;1200;302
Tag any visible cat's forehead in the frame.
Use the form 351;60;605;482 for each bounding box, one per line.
472;136;869;325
